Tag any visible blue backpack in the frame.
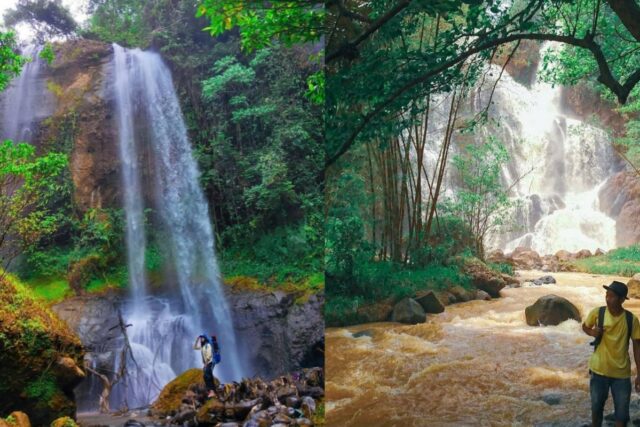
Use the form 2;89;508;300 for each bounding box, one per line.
211;335;221;364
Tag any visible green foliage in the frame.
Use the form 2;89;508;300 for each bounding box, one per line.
220;221;322;284
573;245;640;277
445;137;513;259
325;260;470;326
39;42;55;65
85;0;149;47
24;374;56;401
4;0;77;40
487;261;514;276
197;1;323;103
0;140;68;270
197;1;322;51
0;31;26;92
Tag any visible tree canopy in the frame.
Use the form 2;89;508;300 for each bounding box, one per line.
326;0;640;166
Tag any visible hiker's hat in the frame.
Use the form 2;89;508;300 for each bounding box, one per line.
603;281;630;300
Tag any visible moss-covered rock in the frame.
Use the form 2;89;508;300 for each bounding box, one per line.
151;368;204;417
50;416;78;427
0;273;84;425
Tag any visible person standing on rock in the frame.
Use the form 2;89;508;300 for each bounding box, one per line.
193;334;219;399
582;281;640;427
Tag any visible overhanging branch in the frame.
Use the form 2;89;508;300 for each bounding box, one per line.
327;31;639;167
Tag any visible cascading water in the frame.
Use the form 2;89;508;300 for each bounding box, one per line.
421;54;620;255
0;45;54;142
476;62;618;255
110;44;245;409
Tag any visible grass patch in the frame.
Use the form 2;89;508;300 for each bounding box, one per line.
225;273;324;305
27;277;72;303
572;245;640;277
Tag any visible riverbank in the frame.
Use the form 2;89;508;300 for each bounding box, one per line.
326;270;640;426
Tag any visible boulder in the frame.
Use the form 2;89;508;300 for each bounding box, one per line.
510;247;542;269
51;417;78;427
541;392;563;406
391;298;426;324
541;255;559;272
633;273;640;281
435;291;456;306
555;250;573;262
501;274;520;286
532;275;556;286
448;286;474;303
627;279;640;299
575;249;593;259
595;248;606;256
475;290;492;301
301;396;316;419
414;291;445;313
7;412;30;427
525;294;582;326
461;257;506;297
486;249;509;265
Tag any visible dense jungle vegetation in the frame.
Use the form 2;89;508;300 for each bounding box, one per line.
0;0;323;300
325;0;640;324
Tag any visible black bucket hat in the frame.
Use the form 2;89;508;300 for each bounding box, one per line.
603;281;629;300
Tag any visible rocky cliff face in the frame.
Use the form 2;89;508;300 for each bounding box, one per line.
599;171;640;246
34;40;120;213
52;287;324;411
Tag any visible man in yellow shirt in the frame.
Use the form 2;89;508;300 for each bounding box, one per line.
583;281;640;427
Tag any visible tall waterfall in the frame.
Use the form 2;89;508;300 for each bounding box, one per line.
111;44;245;408
0;45;54;142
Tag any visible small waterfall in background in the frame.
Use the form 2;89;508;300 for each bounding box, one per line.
0;45;54;142
111;44;245;409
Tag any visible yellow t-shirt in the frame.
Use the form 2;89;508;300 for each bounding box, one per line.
585;307;640;378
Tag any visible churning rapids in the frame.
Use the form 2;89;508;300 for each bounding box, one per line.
326;271;640;426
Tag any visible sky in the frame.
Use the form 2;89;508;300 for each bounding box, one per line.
0;0;89;43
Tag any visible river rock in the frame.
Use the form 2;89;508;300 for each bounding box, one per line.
391;298;426;324
475;290;492;301
532;275;556;285
448;286;474;303
541;392;562;405
555;250;573;262
352;299;395;324
461;257;506;297
525;294;582;326
510;247;542;269
575;249;593;259
301;396;316;418
486;249;509;264
628;279;640;299
435;291;456;305
415;291;445;313
352;330;373;338
541;255;559;272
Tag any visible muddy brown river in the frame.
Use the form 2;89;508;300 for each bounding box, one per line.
326;271;640;426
